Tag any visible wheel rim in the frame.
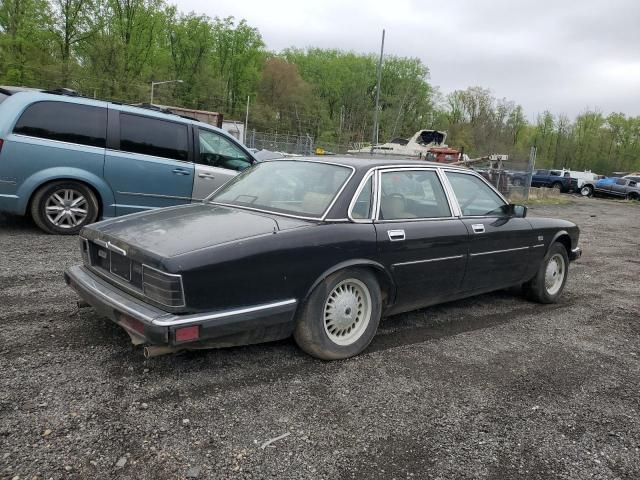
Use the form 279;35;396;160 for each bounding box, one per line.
323;278;372;346
544;253;566;296
553;183;562;191
580;186;591;196
44;189;88;229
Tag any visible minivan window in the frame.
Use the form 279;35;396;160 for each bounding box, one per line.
198;129;252;171
120;113;188;161
13;101;107;148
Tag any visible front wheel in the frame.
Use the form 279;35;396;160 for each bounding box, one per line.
523;242;569;303
580;185;593;197
30;181;99;235
294;268;382;360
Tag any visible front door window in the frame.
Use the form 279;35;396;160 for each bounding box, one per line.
445;172;506;216
198;130;252;171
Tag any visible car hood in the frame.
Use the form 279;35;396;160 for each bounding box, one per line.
84;203;310;258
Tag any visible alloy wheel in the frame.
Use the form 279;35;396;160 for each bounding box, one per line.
44;189;88;229
544;253;566;296
323;278;372;346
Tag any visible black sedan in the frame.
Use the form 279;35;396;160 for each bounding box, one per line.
65;158;582;360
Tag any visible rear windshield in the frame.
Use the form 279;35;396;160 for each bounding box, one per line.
211;161;352;218
0;93;9;104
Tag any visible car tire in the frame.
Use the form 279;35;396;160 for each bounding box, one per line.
523;242;569;304
580;185;593;197
627;192;639;201
31;181;99;235
551;182;563;192
512;178;523;187
294;268;382;360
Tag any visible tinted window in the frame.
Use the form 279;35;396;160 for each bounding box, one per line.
615;178;628;185
13;101;106;147
351;176;373;219
379;170;451;220
0;93;9;104
120;114;188;161
198;129;252;171
535;170;549;175
446;172;506;216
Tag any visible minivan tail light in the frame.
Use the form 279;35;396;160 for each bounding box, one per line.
0;139;4;153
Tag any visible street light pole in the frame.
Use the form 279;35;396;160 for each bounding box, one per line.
150;79;183;105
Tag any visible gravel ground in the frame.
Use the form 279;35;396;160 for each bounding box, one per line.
0;197;639;480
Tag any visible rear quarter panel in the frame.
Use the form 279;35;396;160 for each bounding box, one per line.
167;222;379;313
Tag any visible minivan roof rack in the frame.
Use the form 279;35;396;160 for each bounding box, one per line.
42;88;80;97
133;103;199;122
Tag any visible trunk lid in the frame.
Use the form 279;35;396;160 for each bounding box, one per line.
85;203;308;258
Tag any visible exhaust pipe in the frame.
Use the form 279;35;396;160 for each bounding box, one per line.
143;345;182;358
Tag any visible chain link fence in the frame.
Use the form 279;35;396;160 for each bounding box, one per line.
246;130;315;156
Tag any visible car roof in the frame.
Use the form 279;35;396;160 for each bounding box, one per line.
1;90;229;136
277;156;469;171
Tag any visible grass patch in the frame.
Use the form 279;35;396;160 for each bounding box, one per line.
521;197;571;206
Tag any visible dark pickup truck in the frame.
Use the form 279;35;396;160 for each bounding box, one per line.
511;169;578;193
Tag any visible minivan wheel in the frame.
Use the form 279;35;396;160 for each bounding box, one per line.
523;242;569;304
31;181;99;234
294;268;382;360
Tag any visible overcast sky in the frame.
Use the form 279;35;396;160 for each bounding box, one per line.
177;0;640;119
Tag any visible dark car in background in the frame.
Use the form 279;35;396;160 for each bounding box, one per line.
65;158;582;360
510;169;578;193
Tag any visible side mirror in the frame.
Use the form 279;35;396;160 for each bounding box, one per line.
511;204;527;218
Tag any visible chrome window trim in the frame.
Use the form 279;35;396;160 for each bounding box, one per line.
206;160;356;222
440;168;509;218
393;254;465;267
152;299;298;326
373;167;456;222
347;170;377;223
532;244;545;249
469;246;530;257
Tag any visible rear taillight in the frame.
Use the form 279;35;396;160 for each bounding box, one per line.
0;139;4;153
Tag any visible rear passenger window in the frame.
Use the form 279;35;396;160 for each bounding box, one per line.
13;101;107;148
379;170;451;220
120;114;188;161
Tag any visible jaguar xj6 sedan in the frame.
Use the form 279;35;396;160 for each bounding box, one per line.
65;158;582;360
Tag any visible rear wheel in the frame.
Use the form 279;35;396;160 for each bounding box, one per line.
523;242;569;303
580;185;593;197
512;178;523;187
627;192;639;201
294;268;382;360
31;181;99;234
551;182;563;192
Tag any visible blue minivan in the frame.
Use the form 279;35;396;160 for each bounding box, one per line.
0;90;257;234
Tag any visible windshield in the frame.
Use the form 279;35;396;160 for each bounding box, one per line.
210;160;352;218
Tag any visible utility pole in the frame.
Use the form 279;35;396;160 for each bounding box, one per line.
371;29;385;152
524;145;537;201
243;95;250;145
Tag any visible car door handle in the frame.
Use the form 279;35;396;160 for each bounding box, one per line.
172;168;191;176
472;224;485;234
198;173;216;179
387;229;405;242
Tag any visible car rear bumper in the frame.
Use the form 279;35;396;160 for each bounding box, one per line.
64;265;298;348
569;246;582;261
